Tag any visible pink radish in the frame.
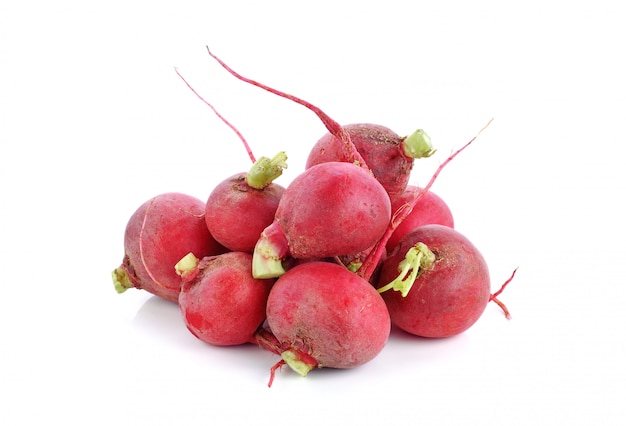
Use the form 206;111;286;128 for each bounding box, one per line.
205;153;287;253
377;224;490;338
176;67;288;253
112;192;225;302
176;251;274;346
251;161;391;278
258;261;391;383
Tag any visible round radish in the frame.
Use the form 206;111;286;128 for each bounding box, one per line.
306;124;434;202
377;224;490;338
264;262;391;377
111;192;225;302
205;152;287;253
386;185;454;251
252;161;392;278
176;252;274;346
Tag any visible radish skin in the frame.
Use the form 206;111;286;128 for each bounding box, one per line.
112;192;225;302
264;262;391;379
252;162;391;278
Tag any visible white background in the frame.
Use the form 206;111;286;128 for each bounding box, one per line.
1;1;624;425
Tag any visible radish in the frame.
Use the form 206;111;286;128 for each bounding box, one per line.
252;161;391;278
112;192;225;302
386;185;454;251
176;67;288;253
377;224;491;338
205;152;287;253
176;252;274;346
306;124;434;202
259;261;391;382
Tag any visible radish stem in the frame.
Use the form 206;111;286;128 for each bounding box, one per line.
377;242;435;297
246;151;288;189
402;129;436;159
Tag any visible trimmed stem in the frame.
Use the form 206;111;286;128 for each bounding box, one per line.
402;129;436;159
281;349;318;377
174;252;200;283
252;221;289;279
205;47;370;171
111;267;133;294
377;243;436;297
246;151;288;189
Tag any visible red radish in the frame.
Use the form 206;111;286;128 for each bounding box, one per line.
306;124;435;202
377;224;490;338
112;192;225;302
176;252;274;346
205;152;287;253
386;185;454;251
260;262;391;381
176;67;288;253
252;161;391;278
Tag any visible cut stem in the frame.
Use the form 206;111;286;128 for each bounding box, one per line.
112;267;133;294
377;242;436;297
252;221;289;279
246;151;288;189
402;129;436;159
174;252;200;283
281;349;317;377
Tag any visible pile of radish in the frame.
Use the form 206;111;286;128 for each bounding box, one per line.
112;48;514;387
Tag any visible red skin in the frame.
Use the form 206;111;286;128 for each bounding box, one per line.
266;262;391;369
378;224;490;338
115;192;226;302
205;172;285;253
306;123;412;202
179;252;274;346
275;161;391;258
386;186;455;251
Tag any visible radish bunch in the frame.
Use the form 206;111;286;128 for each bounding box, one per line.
111;49;513;387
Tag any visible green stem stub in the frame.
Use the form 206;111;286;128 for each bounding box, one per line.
174;252;200;282
402;129;436;159
112;267;133;294
377;242;436;297
281;349;317;377
252;221;288;279
246;151;288;189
